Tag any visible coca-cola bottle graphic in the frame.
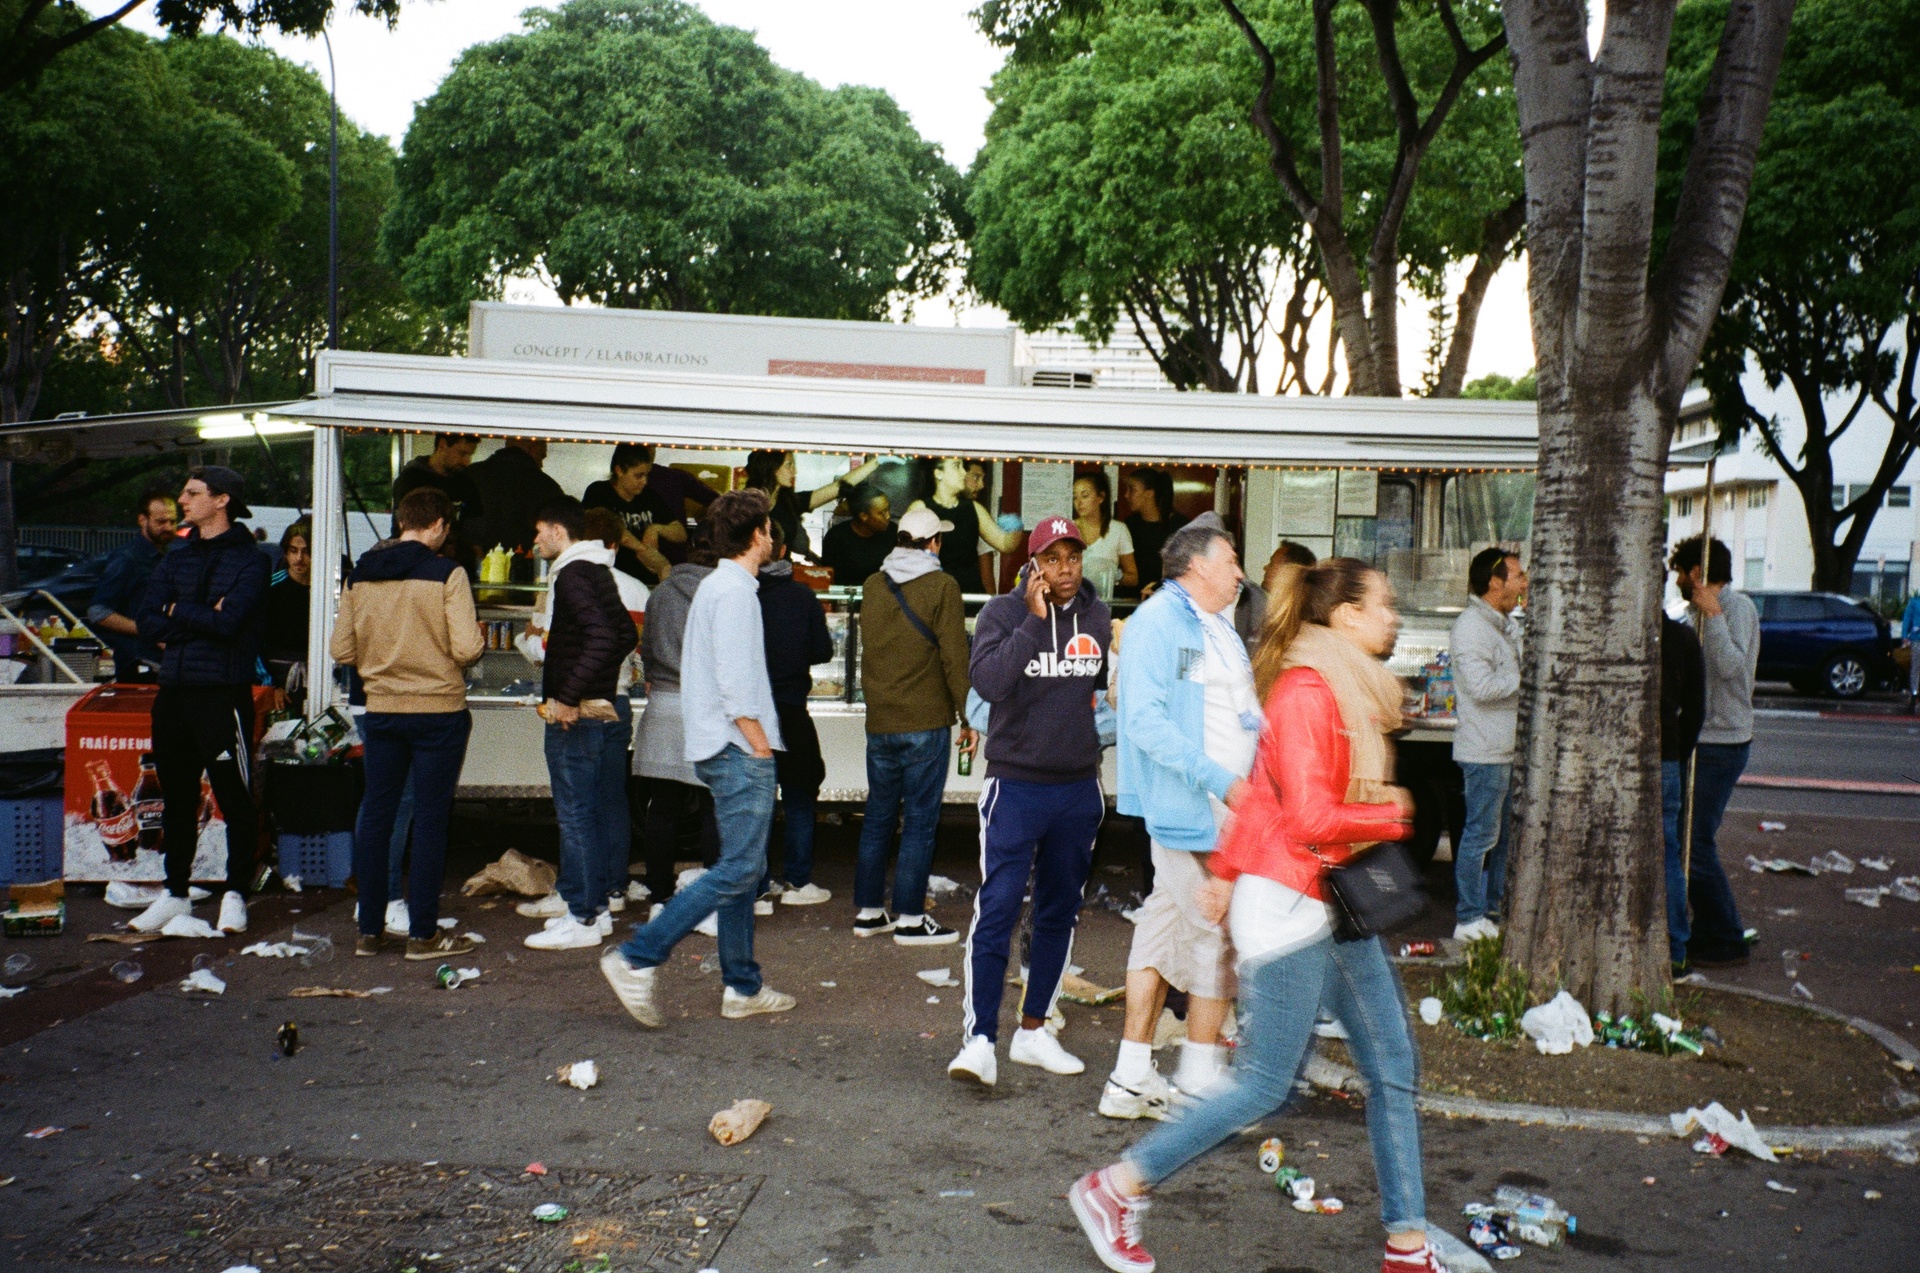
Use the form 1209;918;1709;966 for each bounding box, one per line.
87;759;138;863
132;753;164;854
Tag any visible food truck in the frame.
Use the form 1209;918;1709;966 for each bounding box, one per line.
1;306;1537;871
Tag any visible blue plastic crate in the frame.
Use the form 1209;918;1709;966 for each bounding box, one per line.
276;831;354;889
0;797;63;884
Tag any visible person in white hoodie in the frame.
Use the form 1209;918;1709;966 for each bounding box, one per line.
1447;547;1527;941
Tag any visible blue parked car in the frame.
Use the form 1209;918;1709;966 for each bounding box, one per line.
1750;590;1894;698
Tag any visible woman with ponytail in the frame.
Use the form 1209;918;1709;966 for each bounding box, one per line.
1071;559;1442;1273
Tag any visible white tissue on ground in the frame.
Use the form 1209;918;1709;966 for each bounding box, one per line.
1520;990;1594;1056
180;967;227;995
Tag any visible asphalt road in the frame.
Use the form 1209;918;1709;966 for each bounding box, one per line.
1733;691;1920;818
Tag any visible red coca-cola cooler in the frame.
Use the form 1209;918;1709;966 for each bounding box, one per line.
62;685;279;883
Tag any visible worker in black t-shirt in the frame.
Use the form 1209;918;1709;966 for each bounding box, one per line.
582;442;681;585
393;433;485;571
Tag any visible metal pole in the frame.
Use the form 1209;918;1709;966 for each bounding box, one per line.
322;28;339;352
1679;455;1717;927
305;423;344;719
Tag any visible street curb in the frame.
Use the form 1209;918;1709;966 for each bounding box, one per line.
1738;774;1920;795
1306;978;1920;1155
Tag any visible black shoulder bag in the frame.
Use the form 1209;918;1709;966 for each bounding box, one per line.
1265;762;1426;943
883;575;941;647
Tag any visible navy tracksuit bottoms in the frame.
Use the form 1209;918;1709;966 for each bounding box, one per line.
963;775;1104;1042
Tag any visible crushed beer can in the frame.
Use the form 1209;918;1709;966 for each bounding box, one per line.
531;1202;568;1222
1399;940;1439;958
1257;1138;1286;1175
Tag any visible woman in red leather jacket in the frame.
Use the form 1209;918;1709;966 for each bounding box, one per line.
1071;558;1444;1273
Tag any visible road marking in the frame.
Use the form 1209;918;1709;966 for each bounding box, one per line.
1738;775;1920;795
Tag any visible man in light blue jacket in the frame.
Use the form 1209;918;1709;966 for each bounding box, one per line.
1106;516;1259;1121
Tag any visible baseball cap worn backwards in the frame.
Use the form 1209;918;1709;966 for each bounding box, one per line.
898;506;954;541
194;465;252;519
1026;515;1084;557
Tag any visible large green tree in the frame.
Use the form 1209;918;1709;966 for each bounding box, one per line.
980;0;1523;397
385;0;966;322
1671;0;1920;593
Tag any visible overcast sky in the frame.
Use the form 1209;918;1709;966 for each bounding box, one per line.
88;0;1533;384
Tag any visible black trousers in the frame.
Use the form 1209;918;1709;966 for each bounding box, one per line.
639;777;718;901
151;684;257;898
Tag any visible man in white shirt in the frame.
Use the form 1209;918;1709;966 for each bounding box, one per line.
600;490;796;1026
1448;547;1527;942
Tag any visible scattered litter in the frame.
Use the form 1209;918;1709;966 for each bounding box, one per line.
104;882;210;909
109;960;144;984
437;917;457;929
1060;972;1123;1005
1791;981;1815;1001
1399;940;1440;958
24;1126;63;1139
939;1189;975;1198
1865;1188;1883;1199
697;953;721;974
275;1022;300;1057
291;931;333;965
1672;1101;1777;1161
1888;1086;1920;1112
3;953;30;976
1861;857;1892;872
1809;851;1856;875
1893;876;1920;903
434;965;481;990
282;876;302;893
463;932;486;944
289;986;372;999
179;968;227;995
220;1265;263;1273
1520;990;1594;1055
626;880;651;902
1419;997;1445;1026
158;914;222;939
818;980;837;988
1428;1225;1495;1273
1746;856;1814;875
1312;1197;1344;1214
917;968;960;987
1844;887;1890;908
1758;820;1787;832
84;932;148;946
1772;907;1800;917
241;942;310;958
709;1098;772;1146
557;1060;599;1090
524;1162;547;1175
531;1202;568;1222
926;875;963;897
1891;1143;1919;1165
1642;1176;1657;1186
461;849;557;898
1765;1180;1797;1194
0;987;22;999
926;995;940;1004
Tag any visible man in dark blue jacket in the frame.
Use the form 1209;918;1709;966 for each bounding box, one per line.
85;485;177;681
757;520;834;903
128;467;269;937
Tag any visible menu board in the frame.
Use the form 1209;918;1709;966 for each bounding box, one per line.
1021;462;1074;529
1337;469;1379;516
1276;469;1338;537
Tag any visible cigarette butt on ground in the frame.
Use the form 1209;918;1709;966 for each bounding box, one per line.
708;1099;772;1146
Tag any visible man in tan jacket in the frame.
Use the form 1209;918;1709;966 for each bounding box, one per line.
331;487;485;960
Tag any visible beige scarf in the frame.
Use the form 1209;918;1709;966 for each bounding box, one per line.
1280;622;1404;806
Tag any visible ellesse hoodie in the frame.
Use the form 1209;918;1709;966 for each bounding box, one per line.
969;569;1112;785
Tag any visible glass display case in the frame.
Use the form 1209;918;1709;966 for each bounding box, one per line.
469;604;544;699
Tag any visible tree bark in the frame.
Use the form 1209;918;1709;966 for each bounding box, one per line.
1502;0;1794;1011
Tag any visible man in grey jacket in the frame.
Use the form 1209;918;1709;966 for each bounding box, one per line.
1671;535;1758;967
1448;547;1527;941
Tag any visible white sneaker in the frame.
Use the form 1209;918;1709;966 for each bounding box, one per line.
693;911;720;937
516;892;568;919
606;893;627;914
721;985;796;1019
754;898;775;917
780;883;832;906
948;1034;997;1087
1099;1072;1174;1121
384;899;410;937
128;893;192;933
648;902;665;922
1010;1026;1086;1075
524;915;602;950
600;949;661;1028
1453;918;1500;942
595;910;614;937
216;891;248;934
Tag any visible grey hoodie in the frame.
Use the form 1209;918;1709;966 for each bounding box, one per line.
640;561;715;691
1690;588;1759;746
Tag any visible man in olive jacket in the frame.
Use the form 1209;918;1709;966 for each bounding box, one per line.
854;506;975;945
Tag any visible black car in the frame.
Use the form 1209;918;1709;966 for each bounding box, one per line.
4;551;113;618
1750;590;1895;698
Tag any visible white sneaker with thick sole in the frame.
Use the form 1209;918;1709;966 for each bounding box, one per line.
384;899;410;937
216;891;248;934
721;986;796;1019
753;899;775;917
948;1034;997;1087
128;893;192;933
607;893;626;914
693;911;720;937
524;915;602;950
780;883;832;906
1099;1070;1174;1121
600;949;662;1028
595;910;614;937
1452;918;1499;942
516;892;568;920
1010;1026;1086;1075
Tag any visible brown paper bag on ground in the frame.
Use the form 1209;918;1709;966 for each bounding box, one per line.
461;849;558;898
708;1099;771;1146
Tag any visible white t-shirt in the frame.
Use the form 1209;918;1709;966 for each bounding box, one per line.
1230;873;1333;967
1198;606;1260;827
1080;519;1134;598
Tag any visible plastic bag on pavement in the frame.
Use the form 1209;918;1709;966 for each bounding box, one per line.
1892;876;1920;903
460;849;558;898
1808;851;1856;875
1671;1101;1777;1161
179;967;227;994
158;914;223;939
1520;990;1594;1056
1844;887;1889;908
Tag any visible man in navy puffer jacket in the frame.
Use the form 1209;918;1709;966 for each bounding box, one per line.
128;466;269;937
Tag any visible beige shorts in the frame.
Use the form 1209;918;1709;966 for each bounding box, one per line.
1126;842;1236;1000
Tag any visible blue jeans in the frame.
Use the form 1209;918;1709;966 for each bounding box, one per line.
619;745;774;997
354;711;472;940
1686;742;1750;958
765;700;824;891
1126;934;1427;1234
543;698;633;923
1454;761;1511;924
1661;760;1689;964
856;727;951;914
386;771;415;898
